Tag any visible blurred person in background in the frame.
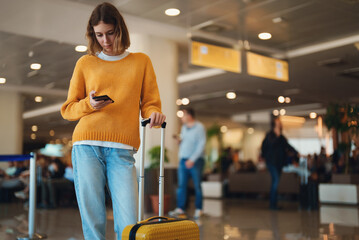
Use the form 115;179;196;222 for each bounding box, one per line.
14;154;51;201
220;147;233;177
1;161;27;190
40;158;66;208
333;153;346;174
0;162;16;178
169;108;206;219
0;161;28;202
13;161;28;178
261;116;298;210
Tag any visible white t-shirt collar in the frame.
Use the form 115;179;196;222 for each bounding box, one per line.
97;50;130;61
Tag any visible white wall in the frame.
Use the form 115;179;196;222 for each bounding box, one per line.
221;127;266;163
288;138;333;156
242;129;266;162
0;92;23;168
284;118;333;155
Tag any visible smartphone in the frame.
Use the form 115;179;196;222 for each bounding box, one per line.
92;95;114;103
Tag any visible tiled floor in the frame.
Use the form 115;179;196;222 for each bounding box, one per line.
1;198;359;240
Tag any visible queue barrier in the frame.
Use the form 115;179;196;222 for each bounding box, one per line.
0;153;47;240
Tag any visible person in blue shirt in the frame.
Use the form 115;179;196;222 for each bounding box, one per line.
169;108;206;219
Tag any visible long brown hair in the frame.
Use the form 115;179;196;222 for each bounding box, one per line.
86;2;130;55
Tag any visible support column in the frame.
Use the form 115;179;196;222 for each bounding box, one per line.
0;92;23;166
129;33;179;167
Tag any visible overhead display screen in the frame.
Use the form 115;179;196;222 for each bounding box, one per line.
247;52;289;82
191;41;241;73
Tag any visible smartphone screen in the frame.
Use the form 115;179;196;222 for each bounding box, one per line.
93;95;114;103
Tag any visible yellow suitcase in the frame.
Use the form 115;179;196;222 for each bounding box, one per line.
122;119;200;240
122;216;199;240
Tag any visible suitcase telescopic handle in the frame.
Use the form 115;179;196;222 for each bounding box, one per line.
141;118;167;128
138;118;167;222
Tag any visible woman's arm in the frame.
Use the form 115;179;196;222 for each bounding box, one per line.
140;55;165;127
61;59;97;121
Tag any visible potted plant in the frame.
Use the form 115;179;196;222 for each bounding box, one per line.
147;145;171;215
324;103;359;179
206;123;223;178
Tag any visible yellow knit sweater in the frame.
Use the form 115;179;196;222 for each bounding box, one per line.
61;53;161;149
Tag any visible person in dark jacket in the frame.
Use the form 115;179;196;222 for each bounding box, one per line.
261;116;298;210
40;158;66;208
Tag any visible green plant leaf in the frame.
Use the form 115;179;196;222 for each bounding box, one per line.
147;145;169;169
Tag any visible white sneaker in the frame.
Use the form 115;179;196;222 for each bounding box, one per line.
194;209;203;219
168;208;185;218
14;191;28;200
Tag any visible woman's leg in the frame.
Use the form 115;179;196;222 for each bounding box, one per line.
106;148;138;240
72;145;107;240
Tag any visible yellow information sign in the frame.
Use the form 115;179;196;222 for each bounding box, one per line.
191;41;241;73
247;52;289;82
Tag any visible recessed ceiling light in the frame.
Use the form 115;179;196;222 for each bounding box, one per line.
220;126;228;133
278;96;285;103
309;112;317;119
31;133;36;140
32;125;38;132
272;17;283;23
247;127;254;134
0;77;6;84
75;45;87;52
273;109;279;116
226;92;236;100
177;110;184;118
258;32;272;40
182;98;190;105
35;96;43;103
176;99;182;106
285;97;291;103
165;8;180;16
30;63;41;70
280;109;286;115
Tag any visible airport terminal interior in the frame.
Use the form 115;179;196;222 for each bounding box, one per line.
1;0;359;239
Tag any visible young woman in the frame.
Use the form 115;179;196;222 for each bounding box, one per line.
61;3;166;239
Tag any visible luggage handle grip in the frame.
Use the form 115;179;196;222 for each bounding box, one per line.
138;216;174;224
141;118;167;128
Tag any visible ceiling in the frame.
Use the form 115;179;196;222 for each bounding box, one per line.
0;0;359;144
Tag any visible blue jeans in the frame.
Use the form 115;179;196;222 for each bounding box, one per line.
72;145;138;240
266;163;282;208
176;158;204;210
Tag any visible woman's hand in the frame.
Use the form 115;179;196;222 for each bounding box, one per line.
89;90;113;110
149;112;166;128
